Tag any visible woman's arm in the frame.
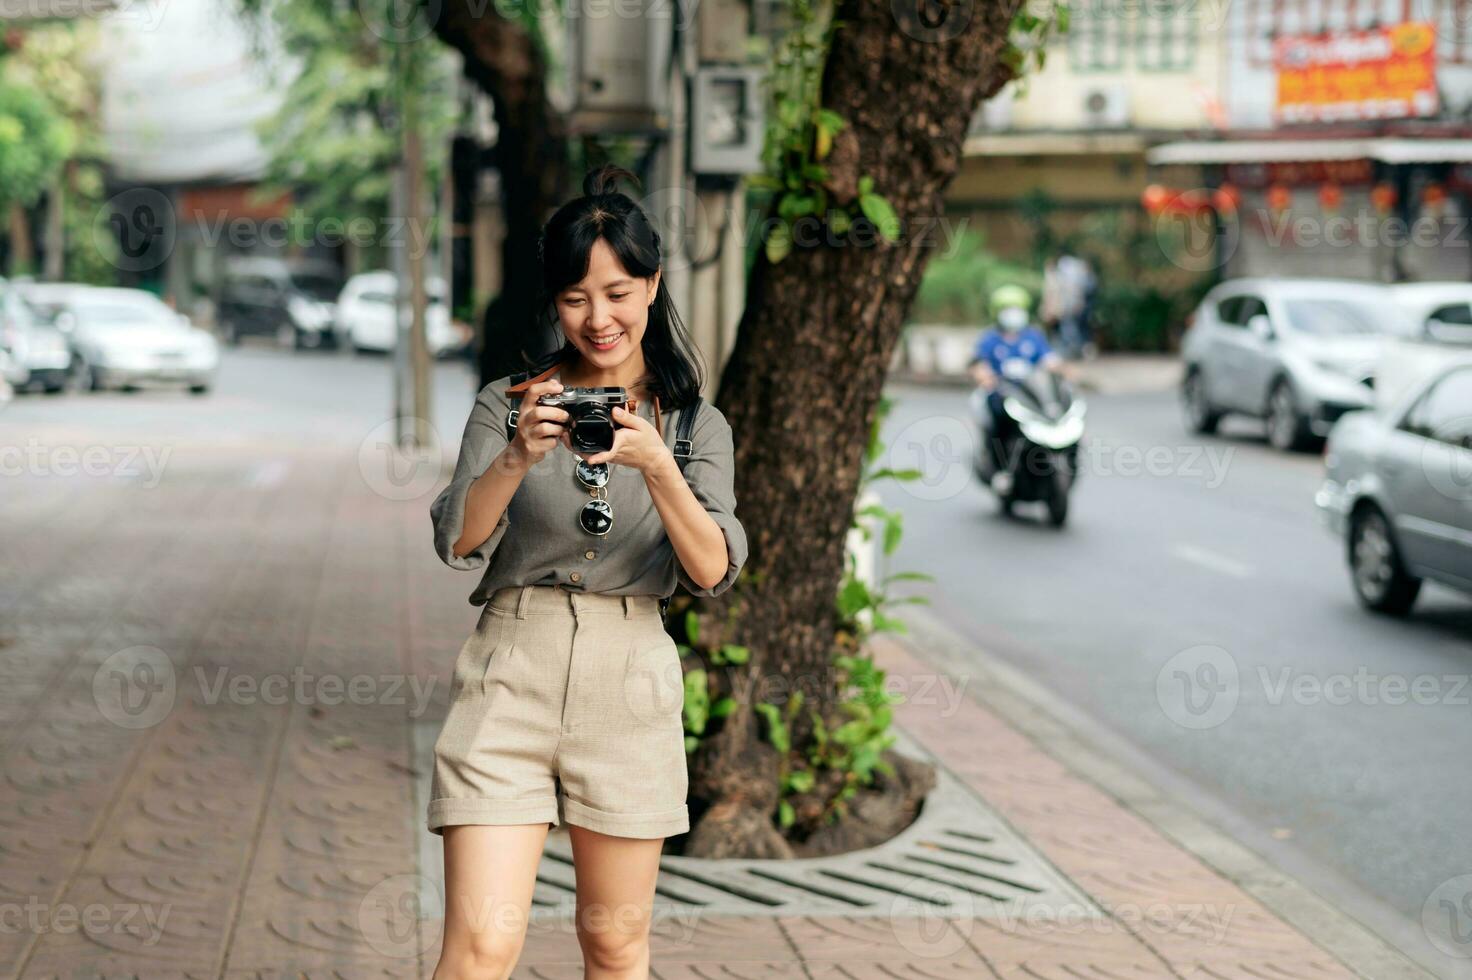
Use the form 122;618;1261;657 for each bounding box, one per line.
642;453;729;591
452;378;571;558
579;401;747;595
452;445;531;558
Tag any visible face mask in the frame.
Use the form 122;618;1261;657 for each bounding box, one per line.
998;307;1028;331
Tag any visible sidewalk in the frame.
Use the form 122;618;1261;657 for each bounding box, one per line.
0;379;1425;979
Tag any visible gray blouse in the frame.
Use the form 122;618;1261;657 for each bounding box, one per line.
430;373;749;606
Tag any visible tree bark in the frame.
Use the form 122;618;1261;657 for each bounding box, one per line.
684;0;1021;856
431;7;568;385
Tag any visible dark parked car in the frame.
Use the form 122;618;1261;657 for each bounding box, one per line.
217;257;342;349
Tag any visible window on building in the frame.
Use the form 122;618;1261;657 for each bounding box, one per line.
1068;0;1128;72
1136;0;1199;70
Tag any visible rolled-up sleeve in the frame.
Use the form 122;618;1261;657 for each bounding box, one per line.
675;405;748;597
430;385;513;571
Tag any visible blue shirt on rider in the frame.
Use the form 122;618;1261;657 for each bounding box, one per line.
974;326;1053;379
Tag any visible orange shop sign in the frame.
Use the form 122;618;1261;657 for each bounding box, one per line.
1274;23;1438;124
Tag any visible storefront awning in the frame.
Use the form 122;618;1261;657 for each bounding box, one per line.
1148;138;1472;166
963;132;1148;157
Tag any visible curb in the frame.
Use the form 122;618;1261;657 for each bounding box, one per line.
881;606;1440;980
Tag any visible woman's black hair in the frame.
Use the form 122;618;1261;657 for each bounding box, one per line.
517;164;706;410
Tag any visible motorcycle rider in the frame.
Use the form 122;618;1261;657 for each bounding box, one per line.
968;284;1068;479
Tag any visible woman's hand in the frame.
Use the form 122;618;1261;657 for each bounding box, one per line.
505;379;571;469
579;404;675;474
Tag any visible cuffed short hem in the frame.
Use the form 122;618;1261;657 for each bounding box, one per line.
427;796;560;835
560;795;689;840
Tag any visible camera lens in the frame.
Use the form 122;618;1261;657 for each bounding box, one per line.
572;406;615;453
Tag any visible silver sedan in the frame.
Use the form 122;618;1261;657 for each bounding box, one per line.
1316;364;1472;615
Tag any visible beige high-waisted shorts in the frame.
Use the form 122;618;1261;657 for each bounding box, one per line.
427;583;689;839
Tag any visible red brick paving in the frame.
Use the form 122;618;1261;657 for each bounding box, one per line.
0;410;1361;979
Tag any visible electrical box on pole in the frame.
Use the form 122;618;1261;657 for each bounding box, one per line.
690;66;766;176
564;0;675;135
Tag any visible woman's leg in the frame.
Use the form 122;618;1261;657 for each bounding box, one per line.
432;823;550;980
568;825;666;979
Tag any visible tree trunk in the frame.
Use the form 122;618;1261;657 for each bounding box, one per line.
431;8;569;386
683;0;1021;857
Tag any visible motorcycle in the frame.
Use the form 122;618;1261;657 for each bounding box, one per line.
969;363;1086;526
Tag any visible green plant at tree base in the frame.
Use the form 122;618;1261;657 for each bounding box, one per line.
762;393;932;829
683;394;934;832
744;0;899;265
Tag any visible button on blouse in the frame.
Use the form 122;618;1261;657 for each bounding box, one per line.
429;372;749;607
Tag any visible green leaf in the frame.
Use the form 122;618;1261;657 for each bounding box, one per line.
788;769;815;793
746;173;783;191
765;221;792;264
816;108;845;132
684;609;701;646
777;800;795;828
828;209;851;235
685;735;700;753
837;577;871;619
778;193;817;221
866;467;923;483
711;696;737;718
755;702;789;753
883;571;934;584
857;174;874;196
883;513;903;555
872;612;908;634
859;192;901;242
719;644;749;665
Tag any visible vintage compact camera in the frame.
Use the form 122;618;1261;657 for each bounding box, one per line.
537;386;628;453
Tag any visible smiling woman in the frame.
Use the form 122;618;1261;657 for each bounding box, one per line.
425;163;747;980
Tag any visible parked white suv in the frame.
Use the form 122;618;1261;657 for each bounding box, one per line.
1180;278;1409;451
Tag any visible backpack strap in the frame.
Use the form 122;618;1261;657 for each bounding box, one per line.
660;396;703;621
672;396;700;474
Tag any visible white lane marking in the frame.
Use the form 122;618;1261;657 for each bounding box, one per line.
1172;544;1253;579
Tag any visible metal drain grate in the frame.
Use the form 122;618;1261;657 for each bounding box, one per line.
529;728;1101;921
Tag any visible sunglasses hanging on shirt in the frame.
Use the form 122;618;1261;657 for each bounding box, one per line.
575;457;613;536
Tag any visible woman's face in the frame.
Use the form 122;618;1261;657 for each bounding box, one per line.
554;237;660;372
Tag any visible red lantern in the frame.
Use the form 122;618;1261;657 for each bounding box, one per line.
1266;184;1292;214
1170;189;1212;215
1213;183;1241;215
1141;184;1171;215
1370;182;1398;215
1423;182;1448;211
1318;182;1343;213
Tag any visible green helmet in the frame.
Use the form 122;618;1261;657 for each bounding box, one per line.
990;284;1031;313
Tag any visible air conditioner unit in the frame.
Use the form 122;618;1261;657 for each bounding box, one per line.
1080;85;1131;129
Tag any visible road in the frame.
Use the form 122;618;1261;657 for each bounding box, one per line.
874;379;1472;965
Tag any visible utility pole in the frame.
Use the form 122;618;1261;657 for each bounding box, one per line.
392;40;432;450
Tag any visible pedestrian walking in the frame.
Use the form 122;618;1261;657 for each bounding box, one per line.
1054;247;1096;360
426;164;748;979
